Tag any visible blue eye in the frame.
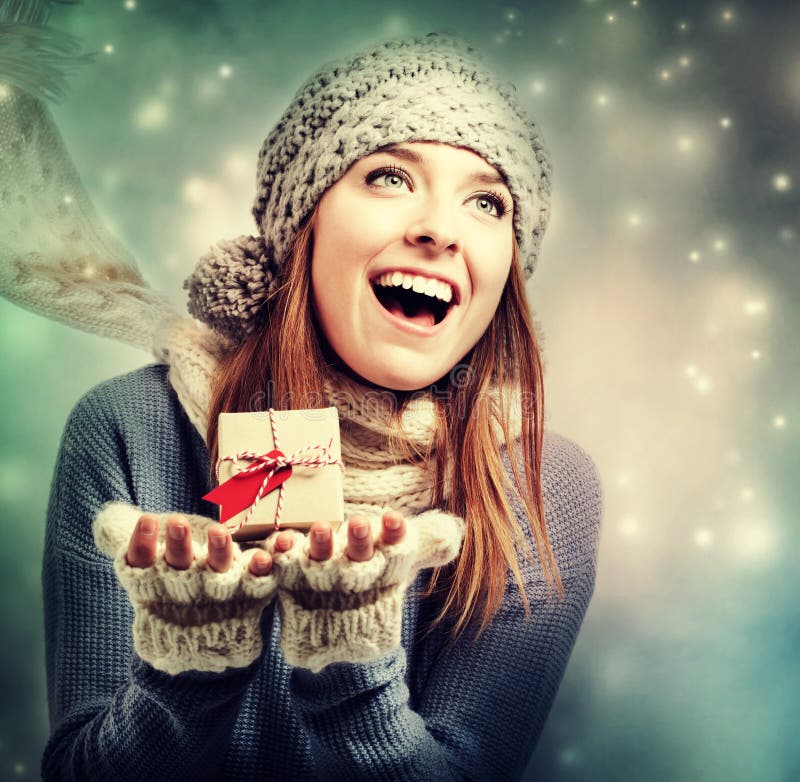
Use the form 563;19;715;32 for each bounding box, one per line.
472;193;509;218
364;164;510;219
365;165;409;190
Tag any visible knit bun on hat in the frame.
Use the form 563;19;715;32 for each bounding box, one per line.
184;31;552;342
184;233;281;342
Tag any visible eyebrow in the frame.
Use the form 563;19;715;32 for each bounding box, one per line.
375;144;509;190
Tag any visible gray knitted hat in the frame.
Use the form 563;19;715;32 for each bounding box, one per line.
184;32;552;343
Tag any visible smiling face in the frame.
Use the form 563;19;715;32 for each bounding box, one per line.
310;141;515;391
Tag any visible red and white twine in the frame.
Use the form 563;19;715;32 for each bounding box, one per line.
215;408;344;533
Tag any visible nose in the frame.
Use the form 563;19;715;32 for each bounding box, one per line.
405;204;460;255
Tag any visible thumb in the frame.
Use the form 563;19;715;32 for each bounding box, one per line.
93;501;144;557
411;510;466;571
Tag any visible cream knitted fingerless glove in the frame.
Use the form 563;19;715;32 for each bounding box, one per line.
264;510;465;673
93;502;278;675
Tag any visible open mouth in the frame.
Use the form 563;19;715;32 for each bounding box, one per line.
370;275;455;328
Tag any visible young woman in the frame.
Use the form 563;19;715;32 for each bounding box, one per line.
1;16;602;780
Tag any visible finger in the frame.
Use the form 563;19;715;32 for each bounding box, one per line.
346;515;373;562
206;526;233;573
248;550;273;577
380;510;406;546
309;521;333;561
164;515;194;570
126;515;158;568
274;531;295;554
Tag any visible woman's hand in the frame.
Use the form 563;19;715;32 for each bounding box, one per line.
271;511;406;561
126;514;274;576
261;507;463;672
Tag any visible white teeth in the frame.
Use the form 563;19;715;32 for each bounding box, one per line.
373;271;455;303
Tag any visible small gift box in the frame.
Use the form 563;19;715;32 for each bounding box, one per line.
203;407;345;542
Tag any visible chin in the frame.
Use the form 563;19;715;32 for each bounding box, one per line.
352;364;438;392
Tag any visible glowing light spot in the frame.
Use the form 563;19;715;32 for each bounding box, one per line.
136;99;169;130
619;515;639;537
772;173;792;192
218;64;233;79
678;20;690;32
103;43;114;54
617;472;631;488
712;238;727;252
689;250;701;262
606;13;616;23
721;8;735;23
504;9;518;22
0;82;11;100
743;299;766;316
751;349;761;359
740;487;755;502
596;93;609;107
63;194;73;205
772;415;787;429
677;135;694;152
124;0;137;9
559;745;582;768
224;151;250;179
720;116;732;128
182;176;210;205
660;69;672;81
694;375;712;394
694;528;714;548
627;212;641;227
679;55;691;67
530;79;546;95
631;0;639;6
555;37;565;46
685;364;698;378
731;520;777;564
779;226;794;242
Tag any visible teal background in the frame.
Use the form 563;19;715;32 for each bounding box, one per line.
1;0;798;779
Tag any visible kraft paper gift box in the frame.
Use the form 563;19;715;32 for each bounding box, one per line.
204;407;345;542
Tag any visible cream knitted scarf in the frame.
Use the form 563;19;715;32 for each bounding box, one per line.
153;316;523;524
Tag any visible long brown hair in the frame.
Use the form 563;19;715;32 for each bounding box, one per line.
206;205;563;646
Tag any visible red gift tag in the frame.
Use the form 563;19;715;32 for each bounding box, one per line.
203;449;293;524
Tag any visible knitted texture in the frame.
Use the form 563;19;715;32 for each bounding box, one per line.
145;317;475;674
43;364;603;780
92;501;278;675
155;314;522;516
264;509;465;673
1;25;551;359
184;32;552;342
0;85;178;350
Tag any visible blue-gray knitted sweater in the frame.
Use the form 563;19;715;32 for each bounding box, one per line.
42;364;602;781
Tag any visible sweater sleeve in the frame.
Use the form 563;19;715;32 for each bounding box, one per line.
289;435;604;782
41;383;261;782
